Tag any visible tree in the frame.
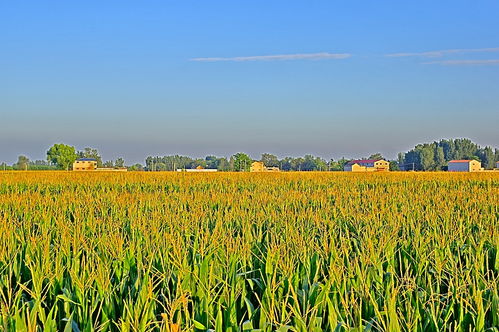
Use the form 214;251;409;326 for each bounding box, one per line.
217;157;230;171
301;155;315;171
434;146;445;170
205;156;218;169
114;158;125;168
291;157;304;171
128;163;144;171
330;157;350;171
192;158;207;169
47;144;77;170
418;144;435;171
280;157;293;171
15;155;30;170
389;160;400;171
78;147;103;167
232;153;252;172
477;146;495;169
399;138;498;171
261;153;279;167
368;153;384;160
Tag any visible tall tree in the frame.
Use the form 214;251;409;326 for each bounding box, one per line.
261;153;279;167
418;144;435;171
15;155;30;170
232;153;252;172
389;160;400;171
128;163;143;171
477;146;495;169
217;157;230;171
434;146;445;170
47;144;77;170
114;158;125;168
368;153;384;160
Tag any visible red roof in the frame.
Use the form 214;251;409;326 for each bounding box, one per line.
448;160;473;163
347;159;383;165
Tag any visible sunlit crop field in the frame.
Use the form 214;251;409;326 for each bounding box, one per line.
0;171;497;331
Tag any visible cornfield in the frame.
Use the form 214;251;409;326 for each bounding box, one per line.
0;171;497;331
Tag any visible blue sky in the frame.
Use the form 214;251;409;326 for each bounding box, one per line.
1;1;498;164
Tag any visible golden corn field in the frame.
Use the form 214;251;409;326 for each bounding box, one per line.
0;171;497;332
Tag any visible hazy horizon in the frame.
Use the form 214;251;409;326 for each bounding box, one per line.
2;1;499;164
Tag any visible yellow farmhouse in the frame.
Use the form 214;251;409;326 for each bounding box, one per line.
73;158;97;171
448;160;483;172
250;161;280;172
344;159;390;172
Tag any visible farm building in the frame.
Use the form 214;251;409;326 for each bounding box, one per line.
73;158;97;171
496;161;499;170
344;159;390;172
73;158;127;171
448;160;483;172
250;161;280;172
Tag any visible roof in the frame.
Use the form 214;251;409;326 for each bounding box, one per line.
76;158;97;161
346;159;384;165
448;160;474;163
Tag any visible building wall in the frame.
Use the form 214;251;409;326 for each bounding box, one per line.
73;161;97;171
448;161;482;172
345;161;389;172
469;160;482;172
344;164;371;172
250;162;265;172
448;162;469;172
374;160;390;171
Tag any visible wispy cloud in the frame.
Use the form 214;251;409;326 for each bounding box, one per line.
423;59;499;66
386;47;499;58
190;52;351;62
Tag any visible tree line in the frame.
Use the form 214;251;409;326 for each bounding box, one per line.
1;144;135;171
145;153;393;172
398;138;499;171
1;138;497;171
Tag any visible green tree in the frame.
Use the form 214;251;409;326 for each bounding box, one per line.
477;146;495;169
389;160;400;171
336;158;350;171
280;157;293;171
128;163;144;171
232;153;252;172
368;153;384;160
291;157;305;171
205;156;219;169
15;155;30;170
261;153;279;167
78;147;103;167
114;158;125;168
47;144;77;170
434;146;445;170
418;144;435;171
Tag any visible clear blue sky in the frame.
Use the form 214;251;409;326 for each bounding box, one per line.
1;1;498;164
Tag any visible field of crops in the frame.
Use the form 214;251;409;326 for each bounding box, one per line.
0;171;497;331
